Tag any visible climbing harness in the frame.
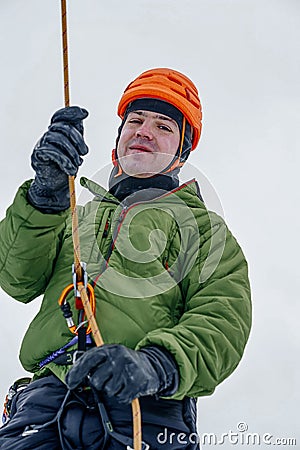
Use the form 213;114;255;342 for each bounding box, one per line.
92;388;149;450
38;334;93;369
2;377;32;425
56;388;149;450
59;2;142;449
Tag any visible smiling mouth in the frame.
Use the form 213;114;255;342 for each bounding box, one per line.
128;145;153;153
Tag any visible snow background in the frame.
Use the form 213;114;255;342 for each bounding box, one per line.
0;0;299;447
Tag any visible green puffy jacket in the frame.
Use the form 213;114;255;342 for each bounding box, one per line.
0;177;251;400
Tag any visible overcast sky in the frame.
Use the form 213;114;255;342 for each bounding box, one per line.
0;0;299;447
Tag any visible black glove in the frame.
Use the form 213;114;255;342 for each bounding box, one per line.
27;106;89;213
66;344;179;404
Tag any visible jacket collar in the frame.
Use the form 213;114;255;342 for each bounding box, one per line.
80;176;203;205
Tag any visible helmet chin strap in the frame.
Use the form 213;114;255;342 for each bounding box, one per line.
160;117;186;175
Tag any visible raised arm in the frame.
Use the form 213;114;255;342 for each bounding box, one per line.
0;106;89;302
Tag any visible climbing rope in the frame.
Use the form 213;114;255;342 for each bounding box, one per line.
60;2;142;449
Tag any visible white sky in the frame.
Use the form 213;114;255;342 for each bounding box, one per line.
0;0;299;446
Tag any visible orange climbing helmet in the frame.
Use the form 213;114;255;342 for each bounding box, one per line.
117;68;202;150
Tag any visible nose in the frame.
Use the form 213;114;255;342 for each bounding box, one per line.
135;120;153;140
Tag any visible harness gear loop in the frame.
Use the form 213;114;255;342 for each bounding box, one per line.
60;2;142;449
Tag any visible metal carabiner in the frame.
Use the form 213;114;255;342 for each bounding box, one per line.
72;261;88;297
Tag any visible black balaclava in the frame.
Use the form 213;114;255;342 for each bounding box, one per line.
109;98;192;201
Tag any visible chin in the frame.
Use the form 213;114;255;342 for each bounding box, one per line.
120;161;152;178
131;172;154;179
123;168;155;178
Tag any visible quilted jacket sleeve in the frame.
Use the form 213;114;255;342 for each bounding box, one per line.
136;212;252;400
0;181;69;303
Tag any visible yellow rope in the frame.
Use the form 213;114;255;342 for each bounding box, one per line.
60;2;142;448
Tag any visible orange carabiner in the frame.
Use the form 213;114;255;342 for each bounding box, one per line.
58;282;96;335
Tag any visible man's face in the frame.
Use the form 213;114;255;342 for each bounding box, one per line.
117;110;180;178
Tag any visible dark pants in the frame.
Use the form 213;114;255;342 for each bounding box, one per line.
0;375;200;449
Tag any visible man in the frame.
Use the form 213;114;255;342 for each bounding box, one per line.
0;68;252;449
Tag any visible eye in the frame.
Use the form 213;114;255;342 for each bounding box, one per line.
158;124;172;132
128;118;143;124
